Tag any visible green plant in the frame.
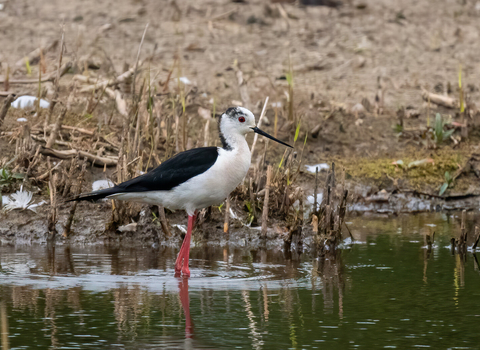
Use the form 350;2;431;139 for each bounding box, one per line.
439;171;453;196
434;113;454;144
244;200;256;225
0;168;24;188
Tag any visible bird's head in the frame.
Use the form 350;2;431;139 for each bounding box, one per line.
220;107;292;148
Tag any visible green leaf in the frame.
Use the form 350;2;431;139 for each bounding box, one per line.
394;124;403;133
434;113;443;143
439;182;448;196
294;121;301;142
442;129;454;141
278;155;285;168
25;57;32;76
285;71;293;87
444;171;452;182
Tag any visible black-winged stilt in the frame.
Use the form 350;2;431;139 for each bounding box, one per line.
70;107;292;276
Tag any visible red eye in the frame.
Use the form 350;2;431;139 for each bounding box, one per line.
238;117;245;123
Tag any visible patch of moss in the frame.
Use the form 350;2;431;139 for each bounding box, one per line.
333;145;471;191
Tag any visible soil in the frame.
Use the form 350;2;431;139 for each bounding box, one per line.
1;0;480;244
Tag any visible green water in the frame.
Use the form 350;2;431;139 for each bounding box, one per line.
1;213;480;349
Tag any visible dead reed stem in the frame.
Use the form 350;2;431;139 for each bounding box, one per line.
46;107;67;148
46;81;75;148
0;301;8;350
132;23;149;106
158;205;171;238
473;226;480;250
249;177;256;222
63;159;87;237
261;165;273;237
3;64;9;91
204;119;210;147
312;214;318;234
313;166;319;214
47;173;59;240
250;96;269;156
45;25;65;131
39;148;117;167
460;210;467;250
224;197;231;235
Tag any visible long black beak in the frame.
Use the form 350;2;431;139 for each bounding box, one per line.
251;127;293;148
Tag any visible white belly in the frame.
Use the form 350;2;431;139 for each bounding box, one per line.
107;147;251;215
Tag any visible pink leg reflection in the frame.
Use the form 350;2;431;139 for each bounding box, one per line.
178;276;194;338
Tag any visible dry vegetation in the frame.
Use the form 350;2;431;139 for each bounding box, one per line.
2;0;480;246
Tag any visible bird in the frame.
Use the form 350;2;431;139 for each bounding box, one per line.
69;107;292;276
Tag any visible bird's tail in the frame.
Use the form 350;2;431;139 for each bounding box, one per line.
66;187;120;202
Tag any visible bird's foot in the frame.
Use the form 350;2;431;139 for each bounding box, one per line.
181;265;190;277
175;259;183;276
174;257;190;277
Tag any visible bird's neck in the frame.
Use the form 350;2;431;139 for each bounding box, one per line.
219;129;249;154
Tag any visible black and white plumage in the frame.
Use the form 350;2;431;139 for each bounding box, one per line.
70;107;292;276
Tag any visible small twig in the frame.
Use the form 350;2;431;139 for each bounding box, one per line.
58;125;95;136
39;147;118;167
0;62;71;84
344;221;354;241
250;96;269;156
78;63;140;94
261;165;273;237
35;160;64;181
14;40;59;67
422;89;458;109
0;91;15;97
208;8;237;21
24;145;42;178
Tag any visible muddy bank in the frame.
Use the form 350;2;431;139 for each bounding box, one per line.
1;183;479;246
0;201;305;247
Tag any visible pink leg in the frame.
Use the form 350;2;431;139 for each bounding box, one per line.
174;212;197;277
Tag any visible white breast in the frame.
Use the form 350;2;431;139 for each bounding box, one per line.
167;145;251;214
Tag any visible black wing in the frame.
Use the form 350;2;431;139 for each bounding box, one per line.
69;147;219;202
118;147;218;191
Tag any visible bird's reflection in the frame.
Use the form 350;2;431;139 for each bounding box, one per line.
178;277;194;339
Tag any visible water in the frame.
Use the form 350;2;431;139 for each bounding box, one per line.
1;213;480;349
